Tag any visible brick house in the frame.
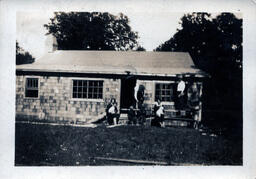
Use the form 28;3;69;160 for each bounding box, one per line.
16;50;207;123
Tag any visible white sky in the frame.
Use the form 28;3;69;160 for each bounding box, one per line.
16;11;242;59
16;11;184;59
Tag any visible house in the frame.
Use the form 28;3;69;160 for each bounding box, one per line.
16;50;207;124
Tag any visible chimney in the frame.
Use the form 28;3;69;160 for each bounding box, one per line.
45;34;58;53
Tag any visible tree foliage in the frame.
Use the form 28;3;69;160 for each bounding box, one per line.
16;42;35;65
156;13;242;73
156;13;242;111
44;12;141;51
136;46;146;51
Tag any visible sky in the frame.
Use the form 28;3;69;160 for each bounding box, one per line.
16;11;184;59
16;11;242;60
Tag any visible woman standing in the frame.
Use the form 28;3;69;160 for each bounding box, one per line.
187;82;201;129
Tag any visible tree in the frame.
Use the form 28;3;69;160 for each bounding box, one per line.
16;41;35;65
155;13;242;73
44;12;141;51
155;13;242;130
136;46;146;51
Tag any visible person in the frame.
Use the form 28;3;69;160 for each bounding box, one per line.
134;83;139;108
137;103;146;125
106;98;119;125
151;99;165;127
175;75;187;113
134;83;145;108
128;106;136;125
187;82;201;129
109;102;119;125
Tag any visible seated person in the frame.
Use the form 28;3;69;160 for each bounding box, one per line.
151;99;165;127
106;98;119;125
108;102;119;125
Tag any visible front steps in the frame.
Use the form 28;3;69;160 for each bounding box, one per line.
118;111;195;127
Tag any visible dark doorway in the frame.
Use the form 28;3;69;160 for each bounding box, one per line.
120;76;136;109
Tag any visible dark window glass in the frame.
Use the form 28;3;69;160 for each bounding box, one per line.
25;78;39;98
155;83;174;102
74;80;78;86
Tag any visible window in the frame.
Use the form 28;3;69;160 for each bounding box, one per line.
155;83;174;102
72;80;103;99
25;78;39;98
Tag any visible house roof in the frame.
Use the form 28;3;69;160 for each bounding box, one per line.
16;50;207;77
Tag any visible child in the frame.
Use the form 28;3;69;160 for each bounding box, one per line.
128;106;136;125
108;102;119;125
151;99;165;127
106;98;118;125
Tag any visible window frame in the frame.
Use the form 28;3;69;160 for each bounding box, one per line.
24;77;39;99
154;81;175;104
71;78;105;101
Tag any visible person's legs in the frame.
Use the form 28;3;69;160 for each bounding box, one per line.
116;113;120;124
160;114;165;127
108;114;114;125
192;109;200;129
152;116;161;127
151;118;157;126
113;117;117;125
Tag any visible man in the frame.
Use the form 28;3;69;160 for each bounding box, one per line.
175;75;186;114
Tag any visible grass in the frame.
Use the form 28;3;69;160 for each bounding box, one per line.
15;122;242;166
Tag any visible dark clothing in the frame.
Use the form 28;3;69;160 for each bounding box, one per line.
187;85;200;110
106;102;119;125
174;82;187;110
187;84;200;127
175;92;187;110
151;117;162;127
151;103;164;127
137;105;146;125
137;90;144;104
128;109;136;124
153;103;160;114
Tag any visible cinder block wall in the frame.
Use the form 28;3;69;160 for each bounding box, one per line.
16;75;120;122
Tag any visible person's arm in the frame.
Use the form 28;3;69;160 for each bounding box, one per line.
153;104;159;114
134;84;139;102
106;104;110;114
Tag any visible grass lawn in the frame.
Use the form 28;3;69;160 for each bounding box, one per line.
15;122;242;166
